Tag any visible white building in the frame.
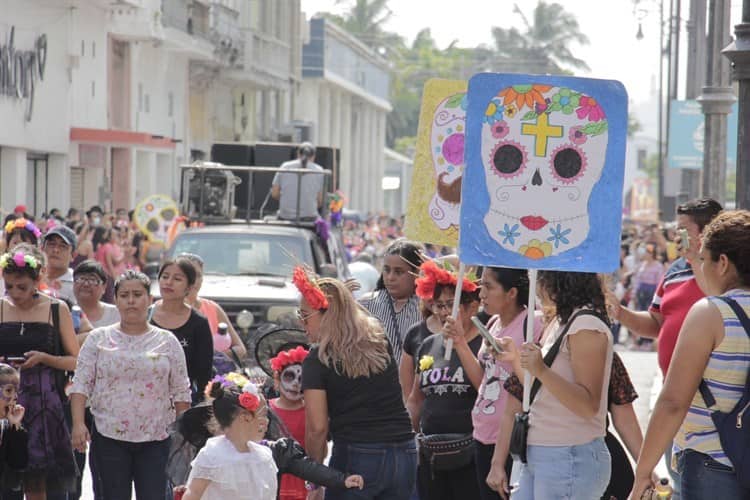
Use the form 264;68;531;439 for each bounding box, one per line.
296;16;391;214
0;0;303;215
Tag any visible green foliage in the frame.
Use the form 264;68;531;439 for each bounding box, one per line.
329;1;590;147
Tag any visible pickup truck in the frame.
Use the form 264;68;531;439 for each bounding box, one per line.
160;219;350;350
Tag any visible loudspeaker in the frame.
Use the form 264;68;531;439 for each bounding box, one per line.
208;142;340;219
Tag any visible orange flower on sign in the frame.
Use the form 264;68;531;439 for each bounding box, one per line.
498;84;553;112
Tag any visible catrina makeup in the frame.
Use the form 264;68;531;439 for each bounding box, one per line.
279;364;303;402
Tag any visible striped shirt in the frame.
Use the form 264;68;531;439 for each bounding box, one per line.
673;291;750;467
362;289;422;364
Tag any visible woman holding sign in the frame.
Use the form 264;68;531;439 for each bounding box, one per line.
486;271;613;500
406;261;482;500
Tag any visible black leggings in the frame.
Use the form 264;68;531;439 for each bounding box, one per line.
474;440;512;500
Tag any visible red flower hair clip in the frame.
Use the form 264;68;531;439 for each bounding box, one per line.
415;261;478;300
292;266;329;310
270;345;309;373
238;392;260;412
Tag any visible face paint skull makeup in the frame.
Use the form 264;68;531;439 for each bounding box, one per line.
429;92;467;230
279;364;303;402
480;84;609;259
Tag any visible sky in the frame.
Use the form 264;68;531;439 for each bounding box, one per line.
301;0;746;131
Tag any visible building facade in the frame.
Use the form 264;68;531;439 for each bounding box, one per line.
298;17;391;214
0;0;304;215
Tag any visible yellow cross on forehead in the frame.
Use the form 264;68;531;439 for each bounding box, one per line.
521;113;563;157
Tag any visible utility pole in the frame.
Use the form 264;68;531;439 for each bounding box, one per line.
683;0;706;200
698;0;734;205
723;0;750;209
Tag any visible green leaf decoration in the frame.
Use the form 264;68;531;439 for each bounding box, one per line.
445;93;464;108
521;110;538;121
581;121;608;136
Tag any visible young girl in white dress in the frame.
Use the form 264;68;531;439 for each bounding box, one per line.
181;376;277;500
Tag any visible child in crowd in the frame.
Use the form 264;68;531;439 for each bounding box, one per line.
0;363;28;489
177;373;363;500
268;346;308;500
181;377;279;500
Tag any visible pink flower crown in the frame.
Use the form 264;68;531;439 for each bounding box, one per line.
4;218;42;239
205;372;261;412
0;251;40;270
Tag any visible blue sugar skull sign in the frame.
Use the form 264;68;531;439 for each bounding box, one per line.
459;73;627;272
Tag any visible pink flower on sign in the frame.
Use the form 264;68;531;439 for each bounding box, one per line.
441;133;465;165
569;126;587;145
491;121;509;139
576;96;605;122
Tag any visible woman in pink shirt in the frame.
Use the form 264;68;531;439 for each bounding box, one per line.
465;267;542;500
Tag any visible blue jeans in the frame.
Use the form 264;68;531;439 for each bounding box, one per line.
513;438;610;500
90;424;171;500
676;449;750;500
326;439;417;500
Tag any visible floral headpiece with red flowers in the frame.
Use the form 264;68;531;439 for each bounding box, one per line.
205;371;261;412
415;260;478;300
270;345;309;373
4;218;41;239
292;266;329;310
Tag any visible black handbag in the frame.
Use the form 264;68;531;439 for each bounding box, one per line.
416;432;475;474
509;309;599;464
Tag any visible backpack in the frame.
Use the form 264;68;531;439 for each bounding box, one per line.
698;295;750;488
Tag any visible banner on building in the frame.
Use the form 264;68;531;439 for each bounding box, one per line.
667;99;738;169
404;79;467;247
459;73;627;272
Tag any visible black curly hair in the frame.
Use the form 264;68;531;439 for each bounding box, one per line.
537;271;610;325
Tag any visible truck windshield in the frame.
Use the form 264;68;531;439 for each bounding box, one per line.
171;232;314;277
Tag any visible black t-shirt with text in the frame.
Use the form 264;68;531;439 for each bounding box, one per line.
302;345;414;444
402;321;432;358
416;333;482;435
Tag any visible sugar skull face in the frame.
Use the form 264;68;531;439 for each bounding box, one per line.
429;92;466;229
481;85;609;259
279;364;303;402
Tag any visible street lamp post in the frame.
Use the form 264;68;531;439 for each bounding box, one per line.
723;0;750;209
698;0;734;205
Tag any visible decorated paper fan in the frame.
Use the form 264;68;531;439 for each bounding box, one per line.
254;326;310;377
134;194;179;245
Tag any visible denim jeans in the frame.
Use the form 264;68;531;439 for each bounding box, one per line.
326;439;417;500
90;424;171;500
676;449;750;500
513;437;610;500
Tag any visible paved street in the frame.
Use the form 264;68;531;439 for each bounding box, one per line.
79;349;664;499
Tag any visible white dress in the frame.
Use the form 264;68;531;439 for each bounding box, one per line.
187;436;278;500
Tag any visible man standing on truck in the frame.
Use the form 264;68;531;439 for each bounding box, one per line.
271;142;325;221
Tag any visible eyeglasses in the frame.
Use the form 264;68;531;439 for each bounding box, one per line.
433;301;453;311
43;240;70;252
295;309;319;324
75;276;103;286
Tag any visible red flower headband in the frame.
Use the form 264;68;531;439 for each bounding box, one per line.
292;266;329;310
270;345;309;373
415;260;478;300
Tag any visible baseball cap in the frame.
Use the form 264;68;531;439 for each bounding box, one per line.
13;205;27;214
43;225;77;249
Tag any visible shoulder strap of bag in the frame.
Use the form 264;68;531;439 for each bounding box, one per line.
699;295;750;408
51;301;60;331
528;309;601;405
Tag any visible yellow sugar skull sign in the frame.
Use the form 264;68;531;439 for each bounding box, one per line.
404;79;468;247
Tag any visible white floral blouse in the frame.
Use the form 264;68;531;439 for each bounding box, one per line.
70;324;192;442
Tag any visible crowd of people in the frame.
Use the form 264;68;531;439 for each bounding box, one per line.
0;196;746;500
